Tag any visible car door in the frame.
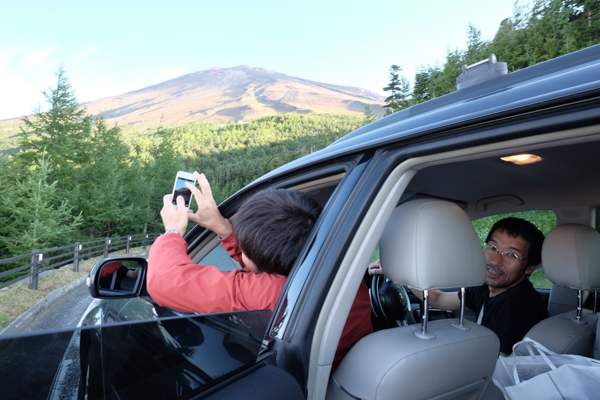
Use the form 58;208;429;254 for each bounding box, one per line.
169;154;373;399
95;309;283;399
94;246;286;399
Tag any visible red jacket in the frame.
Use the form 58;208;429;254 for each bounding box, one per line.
147;232;372;370
100;261;123;278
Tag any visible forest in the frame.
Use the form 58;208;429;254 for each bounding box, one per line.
381;0;600;113
0;81;363;265
0;0;599;277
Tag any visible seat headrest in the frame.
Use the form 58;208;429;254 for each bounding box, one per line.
380;199;486;290
542;224;600;290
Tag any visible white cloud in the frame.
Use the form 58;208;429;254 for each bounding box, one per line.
26;45;56;66
0;52;52;120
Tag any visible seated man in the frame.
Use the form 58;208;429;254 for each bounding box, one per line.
370;217;549;356
147;171;372;370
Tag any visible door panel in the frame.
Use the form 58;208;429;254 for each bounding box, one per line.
98;310;272;399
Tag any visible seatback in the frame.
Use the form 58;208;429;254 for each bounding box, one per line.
521;224;600;357
547;283;590;316
327;199;500;400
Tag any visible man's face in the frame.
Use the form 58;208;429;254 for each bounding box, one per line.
484;230;536;296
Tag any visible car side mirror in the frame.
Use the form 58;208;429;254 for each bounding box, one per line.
87;257;147;298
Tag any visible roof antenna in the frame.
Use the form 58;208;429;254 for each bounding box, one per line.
456;54;508;90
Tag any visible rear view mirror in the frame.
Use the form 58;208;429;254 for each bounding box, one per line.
87;257;147;298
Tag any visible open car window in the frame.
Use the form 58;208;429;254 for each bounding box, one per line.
197;242;242;272
189;173;345;271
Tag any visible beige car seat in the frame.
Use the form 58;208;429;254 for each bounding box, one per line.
520;224;600;357
327;199;500;400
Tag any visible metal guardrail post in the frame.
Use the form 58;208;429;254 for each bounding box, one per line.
29;249;42;290
126;235;131;254
73;242;81;272
103;238;111;259
143;234;148;250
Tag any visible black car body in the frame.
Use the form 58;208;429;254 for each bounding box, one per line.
2;44;600;399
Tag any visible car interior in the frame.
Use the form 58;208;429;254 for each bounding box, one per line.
180;125;600;399
402;131;600;318
311;126;600;399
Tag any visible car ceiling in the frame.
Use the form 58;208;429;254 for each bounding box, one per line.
404;132;600;220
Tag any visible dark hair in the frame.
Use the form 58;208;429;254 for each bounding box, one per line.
233;189;322;276
485;218;545;268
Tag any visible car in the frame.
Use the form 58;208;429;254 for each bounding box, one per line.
4;44;600;399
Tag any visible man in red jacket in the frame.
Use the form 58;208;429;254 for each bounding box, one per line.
147;171;372;371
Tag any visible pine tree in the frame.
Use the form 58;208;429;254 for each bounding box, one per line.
147;126;186;231
362;105;376;125
15;66;93;195
0;154;82;256
382;65;404;115
0;155;16;258
398;75;411;109
434;48;464;96
464;23;489;65
75;118;134;237
489;13;530;71
412;67;431;104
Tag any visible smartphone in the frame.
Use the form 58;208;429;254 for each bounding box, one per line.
171;171;196;209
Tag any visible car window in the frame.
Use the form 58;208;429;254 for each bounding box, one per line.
472;210;556;290
0;309;271;399
198;243;242;272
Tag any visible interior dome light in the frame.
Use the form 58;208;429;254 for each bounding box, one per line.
500;154;542;165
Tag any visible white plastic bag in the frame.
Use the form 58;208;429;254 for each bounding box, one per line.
492;337;600;400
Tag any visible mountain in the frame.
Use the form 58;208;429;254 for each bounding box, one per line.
77;66;385;126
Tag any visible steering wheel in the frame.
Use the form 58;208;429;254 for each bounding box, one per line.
370;274;411;328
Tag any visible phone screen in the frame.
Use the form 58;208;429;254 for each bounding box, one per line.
172;177;194;207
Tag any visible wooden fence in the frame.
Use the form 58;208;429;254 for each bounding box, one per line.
0;233;160;290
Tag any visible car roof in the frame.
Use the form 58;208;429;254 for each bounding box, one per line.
406;138;600;220
257;44;600;183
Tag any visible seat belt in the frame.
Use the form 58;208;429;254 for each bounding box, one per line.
110;271;118;289
477;304;485;325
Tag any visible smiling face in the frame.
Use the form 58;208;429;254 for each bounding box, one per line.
484;230;536;297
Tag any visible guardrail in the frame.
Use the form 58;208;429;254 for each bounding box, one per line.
0;233;160;290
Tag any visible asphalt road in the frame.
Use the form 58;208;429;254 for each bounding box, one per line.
24;285;95;333
0;284;94;400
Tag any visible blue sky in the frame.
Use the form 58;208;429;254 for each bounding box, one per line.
0;0;520;120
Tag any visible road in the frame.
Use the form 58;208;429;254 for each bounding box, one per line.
24;285;95;333
0;285;95;400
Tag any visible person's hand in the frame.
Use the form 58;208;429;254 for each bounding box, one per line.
160;194;189;236
186;172;233;238
368;259;384;275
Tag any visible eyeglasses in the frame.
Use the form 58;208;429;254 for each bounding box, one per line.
484;243;527;262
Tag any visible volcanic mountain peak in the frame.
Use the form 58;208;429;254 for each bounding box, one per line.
82;66;385;126
0;66;385;128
